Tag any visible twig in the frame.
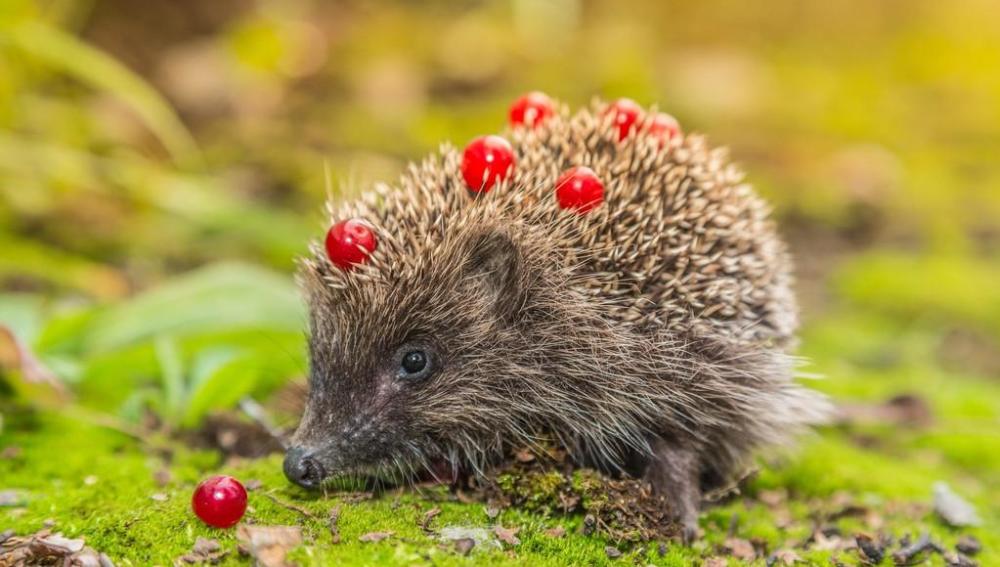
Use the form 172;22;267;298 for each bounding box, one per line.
261;492;316;519
892;533;943;565
328;506;341;544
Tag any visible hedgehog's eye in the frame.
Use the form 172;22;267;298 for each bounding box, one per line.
396;347;433;381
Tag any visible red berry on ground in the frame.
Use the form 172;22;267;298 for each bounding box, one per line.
461;135;515;193
555;166;605;213
192;475;247;528
605;98;643;141
509;91;555;128
648;112;681;146
325;219;377;271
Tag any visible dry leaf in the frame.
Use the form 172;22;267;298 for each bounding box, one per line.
543;526;566;538
514;449;535;463
493;526;520;547
454;538;475;556
769;549;801;565
328;506;341;544
235;525;302;567
724;537;756;560
420;507;441;532
704;558;727;567
358;531;393;543
178;537;226;564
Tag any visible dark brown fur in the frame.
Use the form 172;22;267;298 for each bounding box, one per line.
286;100;830;538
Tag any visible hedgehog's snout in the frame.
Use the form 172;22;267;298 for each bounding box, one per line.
283;445;327;490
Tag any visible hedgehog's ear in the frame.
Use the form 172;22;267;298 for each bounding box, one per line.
463;229;523;315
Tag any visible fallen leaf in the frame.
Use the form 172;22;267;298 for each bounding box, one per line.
769;549;801;565
420;507;441;532
514;449;535;463
328;506;341;544
454;538;475;556
854;534;883;564
724;537;756;560
0;446;22;459
837;393;933;427
193;537;221;555
493;526;520;547
543;526;566;538
758;489;787;507
153;468;172;487
703;558;727;567
358;531;393;543
933;482;981;527
178;536;227;564
235;525;302;567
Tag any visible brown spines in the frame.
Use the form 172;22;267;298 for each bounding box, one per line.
308;100;794;345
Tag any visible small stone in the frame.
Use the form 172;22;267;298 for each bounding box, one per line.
605;546;622;559
955;535;981;556
933;482;981;527
0;489;27;507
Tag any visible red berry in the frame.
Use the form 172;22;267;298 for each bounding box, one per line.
509;91;555;128
648;112;680;146
461;135;515;193
555;166;605;213
192;475;247;528
325;219;377;270
605;98;643;141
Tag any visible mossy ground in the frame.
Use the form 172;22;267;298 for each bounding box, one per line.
3;290;998;566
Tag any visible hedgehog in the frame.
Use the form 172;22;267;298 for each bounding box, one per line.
283;95;831;539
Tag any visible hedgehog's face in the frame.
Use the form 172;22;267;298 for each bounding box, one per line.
284;227;537;489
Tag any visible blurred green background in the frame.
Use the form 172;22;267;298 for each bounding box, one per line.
0;0;998;564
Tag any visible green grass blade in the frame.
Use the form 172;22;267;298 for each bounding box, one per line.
1;20;201;166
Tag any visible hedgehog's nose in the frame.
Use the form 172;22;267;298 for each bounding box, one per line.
283;446;326;490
